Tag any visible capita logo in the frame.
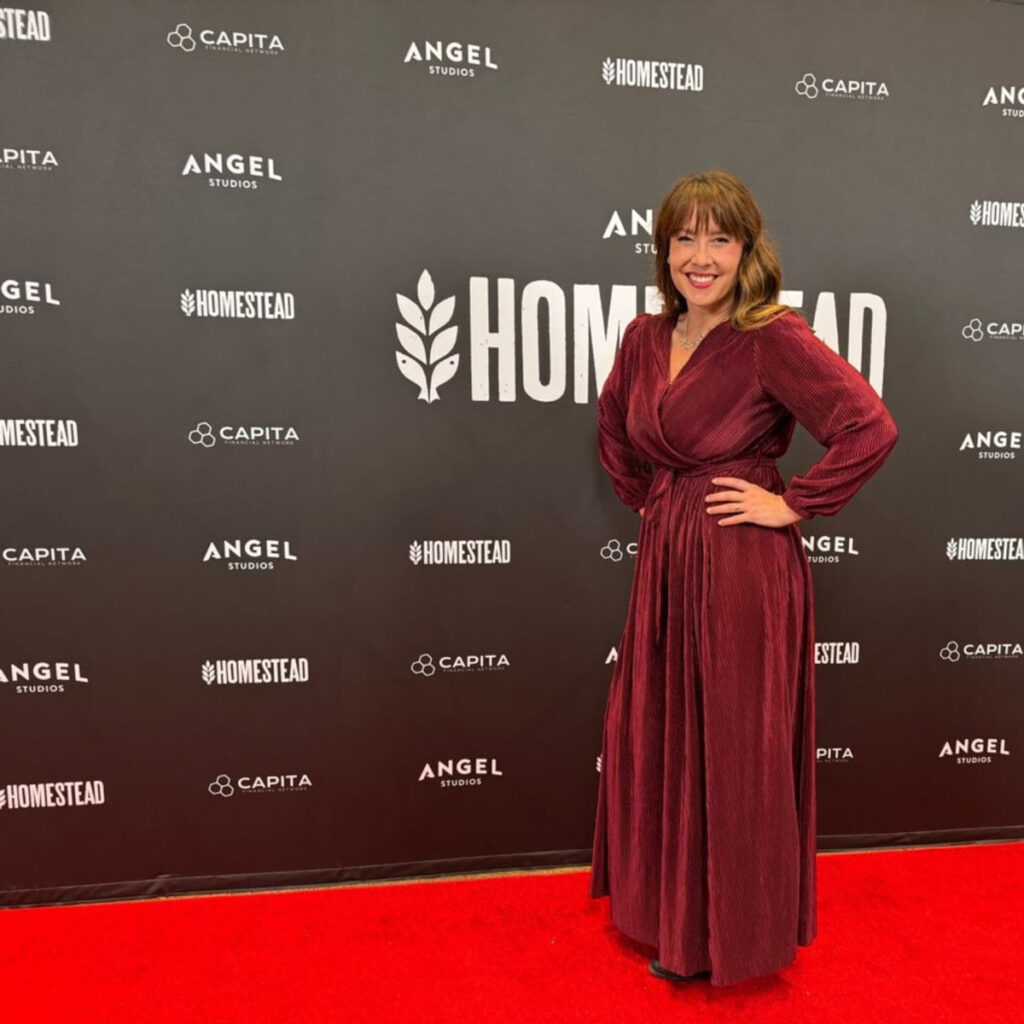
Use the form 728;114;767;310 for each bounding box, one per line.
409;538;511;565
203;538;298;571
0;779;104;810
187;421;299;448
946;537;1024;561
417;757;503;788
180;287;295;319
208;772;311;797
0;661;88;695
938;737;1011;765
1;147;58;172
600;539;637;562
0;419;78;447
794;71;889;101
969;199;1024;228
606;646;618;664
601;55;703;92
403;40;498;78
982;85;1024;120
202;657;309;686
166;22;283;57
1;278;61;315
814;641;860;665
817;747;854;764
394;271;893;404
0;8;50;41
596;753;602;773
410;652;510;675
961;317;1024;344
3;545;85;567
958;430;1020;460
602;207;655;255
940;640;1023;663
182;152;282;190
801;534;859;564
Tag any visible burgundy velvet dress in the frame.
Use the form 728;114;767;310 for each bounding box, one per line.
590;309;898;986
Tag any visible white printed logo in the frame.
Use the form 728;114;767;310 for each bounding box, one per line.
408;538;511;565
982;85;1024;120
600;539;637;562
961;317;1024;343
180;289;295;319
417;758;503;787
970;200;1024;228
958;430;1020;460
188;421;299;447
403;41;498;78
182;152;282;189
167;23;283;56
0;9;51;42
946;537;1024;561
410;652;510;675
602;56;703;91
202;658;309;685
209;772;311;796
940;640;1022;662
0;780;105;810
0;147;58;171
795;71;889;101
395;270;459;403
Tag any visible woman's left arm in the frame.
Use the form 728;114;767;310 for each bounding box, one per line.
753;312;899;520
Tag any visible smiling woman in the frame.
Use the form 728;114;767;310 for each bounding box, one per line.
590;169;899;987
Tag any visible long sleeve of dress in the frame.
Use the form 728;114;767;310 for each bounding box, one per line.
598;314;655;513
753;312;899;520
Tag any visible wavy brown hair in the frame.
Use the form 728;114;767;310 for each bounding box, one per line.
652;169;799;331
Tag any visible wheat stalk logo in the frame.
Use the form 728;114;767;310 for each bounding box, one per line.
602;58;615;84
181;289;196;316
409;540;423;564
202;660;216;684
969;201;982;225
946;539;958;560
395;270;459;403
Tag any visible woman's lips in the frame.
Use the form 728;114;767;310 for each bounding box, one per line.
686;273;717;289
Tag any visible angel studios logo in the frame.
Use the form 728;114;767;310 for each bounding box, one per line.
402;40;498;78
958;429;1020;460
982;85;1024;120
393;270;892;405
181;151;282;190
202;538;298;571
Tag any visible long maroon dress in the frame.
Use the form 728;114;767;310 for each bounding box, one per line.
590;309;898;986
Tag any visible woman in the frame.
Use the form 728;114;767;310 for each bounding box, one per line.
589;170;898;987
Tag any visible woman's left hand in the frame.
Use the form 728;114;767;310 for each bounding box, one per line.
705;477;802;528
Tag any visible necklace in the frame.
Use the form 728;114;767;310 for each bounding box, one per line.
676;313;728;351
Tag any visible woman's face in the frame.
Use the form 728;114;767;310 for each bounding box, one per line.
667;214;745;319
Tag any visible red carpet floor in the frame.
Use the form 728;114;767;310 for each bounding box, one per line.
2;841;1022;1024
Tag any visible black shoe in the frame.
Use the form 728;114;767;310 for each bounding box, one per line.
648;958;709;982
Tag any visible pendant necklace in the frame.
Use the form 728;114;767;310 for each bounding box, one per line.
676;312;728;352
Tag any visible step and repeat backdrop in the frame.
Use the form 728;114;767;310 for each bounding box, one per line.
2;0;1022;905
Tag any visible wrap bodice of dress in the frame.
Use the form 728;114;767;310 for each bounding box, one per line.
597;309;899;521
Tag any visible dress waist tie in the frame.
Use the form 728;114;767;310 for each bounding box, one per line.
643;455;776;647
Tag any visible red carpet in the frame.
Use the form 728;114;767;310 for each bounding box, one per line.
2;842;1022;1023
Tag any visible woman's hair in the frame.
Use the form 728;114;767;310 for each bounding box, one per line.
652;169;798;331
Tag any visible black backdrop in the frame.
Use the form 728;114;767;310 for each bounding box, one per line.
2;0;1022;906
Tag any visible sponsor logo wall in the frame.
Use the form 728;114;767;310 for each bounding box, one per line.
1;0;1020;907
